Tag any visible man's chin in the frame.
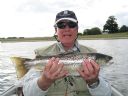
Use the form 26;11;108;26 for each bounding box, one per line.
61;40;74;44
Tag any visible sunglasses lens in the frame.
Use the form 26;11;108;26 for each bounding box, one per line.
56;21;77;29
56;22;66;29
68;22;77;28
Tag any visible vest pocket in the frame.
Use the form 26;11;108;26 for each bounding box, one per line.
46;76;91;96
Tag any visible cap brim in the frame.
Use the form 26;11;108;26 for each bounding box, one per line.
54;18;78;25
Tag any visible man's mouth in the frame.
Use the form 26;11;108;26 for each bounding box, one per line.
63;34;72;37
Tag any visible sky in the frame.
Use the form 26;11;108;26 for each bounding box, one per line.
0;0;128;37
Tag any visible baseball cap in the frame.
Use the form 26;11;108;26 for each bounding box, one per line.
54;10;78;25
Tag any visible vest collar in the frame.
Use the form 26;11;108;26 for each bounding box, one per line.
57;41;80;53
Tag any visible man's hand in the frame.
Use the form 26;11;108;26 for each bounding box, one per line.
77;58;100;86
38;57;68;90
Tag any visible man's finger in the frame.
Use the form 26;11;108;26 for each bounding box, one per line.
90;59;100;72
45;57;55;72
49;58;60;73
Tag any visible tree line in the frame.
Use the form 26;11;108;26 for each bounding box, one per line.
81;16;128;35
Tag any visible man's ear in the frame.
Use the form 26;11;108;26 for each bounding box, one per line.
55;28;57;32
54;28;57;36
54;28;60;42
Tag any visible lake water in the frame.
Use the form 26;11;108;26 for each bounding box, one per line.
0;39;128;96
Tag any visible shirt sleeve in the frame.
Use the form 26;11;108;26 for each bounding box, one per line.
87;76;112;96
22;68;48;96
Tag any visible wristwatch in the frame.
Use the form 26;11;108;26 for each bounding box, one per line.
89;80;99;89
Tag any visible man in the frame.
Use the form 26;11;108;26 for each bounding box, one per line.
23;10;112;96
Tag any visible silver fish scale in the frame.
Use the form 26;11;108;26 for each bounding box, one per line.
24;52;113;75
60;53;88;60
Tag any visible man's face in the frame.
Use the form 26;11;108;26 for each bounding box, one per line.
55;20;78;44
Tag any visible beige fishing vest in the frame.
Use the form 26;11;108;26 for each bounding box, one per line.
35;43;96;96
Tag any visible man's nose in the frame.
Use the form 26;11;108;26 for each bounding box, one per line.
64;24;70;29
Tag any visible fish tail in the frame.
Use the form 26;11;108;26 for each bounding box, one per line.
10;57;28;79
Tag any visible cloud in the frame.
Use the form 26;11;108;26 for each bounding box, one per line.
0;0;128;37
17;0;83;14
17;0;53;13
116;12;128;27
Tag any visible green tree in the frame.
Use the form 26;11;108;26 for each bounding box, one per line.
83;29;90;35
78;32;83;36
103;16;119;33
90;27;101;35
119;25;128;32
83;27;101;35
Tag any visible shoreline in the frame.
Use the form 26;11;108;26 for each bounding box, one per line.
1;32;128;43
1;37;128;43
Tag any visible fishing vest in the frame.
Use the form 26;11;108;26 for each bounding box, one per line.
35;43;96;96
35;43;96;56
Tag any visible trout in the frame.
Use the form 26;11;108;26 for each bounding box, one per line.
23;52;113;75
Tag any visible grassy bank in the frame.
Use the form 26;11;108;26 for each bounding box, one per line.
78;32;128;40
1;32;128;43
0;37;56;43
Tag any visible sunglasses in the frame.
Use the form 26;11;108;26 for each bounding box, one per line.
55;21;77;29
